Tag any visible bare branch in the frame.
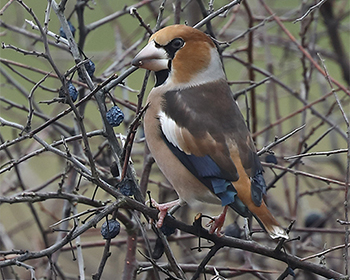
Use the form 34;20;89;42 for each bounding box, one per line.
293;0;328;23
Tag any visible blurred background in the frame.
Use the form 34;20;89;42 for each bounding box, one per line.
0;0;349;279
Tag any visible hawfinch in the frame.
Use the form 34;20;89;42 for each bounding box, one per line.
132;25;288;239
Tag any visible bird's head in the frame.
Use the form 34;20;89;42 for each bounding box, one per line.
132;25;224;87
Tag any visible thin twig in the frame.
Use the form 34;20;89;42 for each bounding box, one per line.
233;77;271;99
0;0;15;15
284;148;348;160
267;126;335;190
257;125;306;156
191;244;223;280
1;42;47;58
130;7;153;35
301;243;350;261
23;72;51;134
194;0;242;29
133;214;161;280
214;14;274;48
262;162;347;187
293;0;328;24
73;208;85;280
157;229;187;279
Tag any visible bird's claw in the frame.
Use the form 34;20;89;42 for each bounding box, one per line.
145;198;180;228
206;206;229;237
206;217;225;237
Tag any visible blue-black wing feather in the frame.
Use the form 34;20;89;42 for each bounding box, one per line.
249;151;267;207
161;130;250;216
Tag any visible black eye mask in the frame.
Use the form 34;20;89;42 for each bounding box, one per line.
163;38;185;59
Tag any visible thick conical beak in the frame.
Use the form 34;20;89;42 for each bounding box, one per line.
132;40;169;72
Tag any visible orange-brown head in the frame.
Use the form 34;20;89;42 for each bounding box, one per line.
132;25;224;86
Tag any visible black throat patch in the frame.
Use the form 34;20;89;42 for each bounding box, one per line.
155;69;170;87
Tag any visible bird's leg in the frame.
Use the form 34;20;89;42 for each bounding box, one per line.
206;205;229;236
148;199;181;228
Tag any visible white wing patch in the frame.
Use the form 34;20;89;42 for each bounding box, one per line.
158;110;181;150
158;110;185;152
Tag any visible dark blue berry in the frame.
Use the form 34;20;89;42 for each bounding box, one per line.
287;267;295;277
67;81;78;102
159;213;176;236
152;237;165;259
224;222;242;238
85;60;95;77
110;161;119;177
77;60;95;80
101;219;120;239
118;179;134;196
265;154;278;164
59;21;76;39
160;223;176;236
106;105;124;127
304;212;326;228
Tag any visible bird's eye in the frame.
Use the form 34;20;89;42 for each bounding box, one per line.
164;38;185;59
170;38;184;49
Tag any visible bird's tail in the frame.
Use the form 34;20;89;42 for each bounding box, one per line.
252;202;289;239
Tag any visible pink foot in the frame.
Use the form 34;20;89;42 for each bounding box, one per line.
148;199;180;228
206;206;228;236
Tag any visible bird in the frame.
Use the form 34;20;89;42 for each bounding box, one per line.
132;24;288;239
